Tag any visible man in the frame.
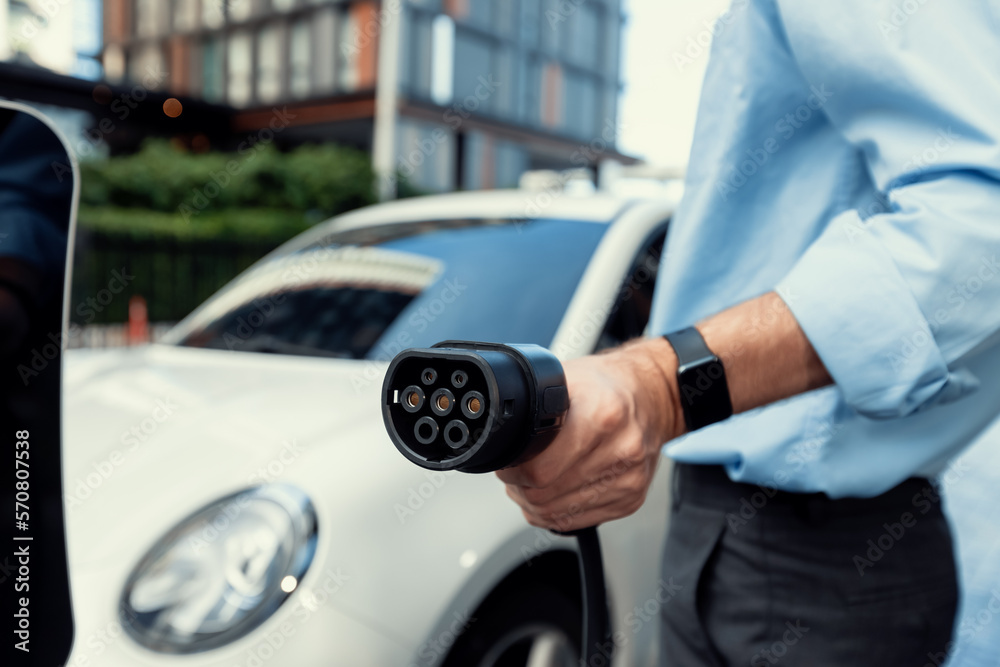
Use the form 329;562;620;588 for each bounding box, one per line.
498;1;1000;665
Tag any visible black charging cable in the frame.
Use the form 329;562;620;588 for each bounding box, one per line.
567;526;610;665
382;341;613;664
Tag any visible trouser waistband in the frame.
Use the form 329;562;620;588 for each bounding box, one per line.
672;462;937;523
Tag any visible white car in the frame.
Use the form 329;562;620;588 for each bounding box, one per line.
63;190;678;667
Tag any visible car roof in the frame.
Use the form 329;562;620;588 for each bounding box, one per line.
330;190;632;229
273;190;637;255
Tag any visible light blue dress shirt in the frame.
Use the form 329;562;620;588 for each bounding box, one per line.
649;0;1000;498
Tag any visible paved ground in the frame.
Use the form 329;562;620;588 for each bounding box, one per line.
944;416;1000;667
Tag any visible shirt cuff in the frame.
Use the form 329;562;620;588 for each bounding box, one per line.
776;209;978;419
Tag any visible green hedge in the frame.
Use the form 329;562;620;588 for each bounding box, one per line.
71;141;381;323
78;140;378;242
76;206;312;242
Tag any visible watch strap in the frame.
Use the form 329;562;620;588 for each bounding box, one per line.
663;327;733;431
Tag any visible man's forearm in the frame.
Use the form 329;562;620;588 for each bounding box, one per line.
698;291;832;414
644;291;832;435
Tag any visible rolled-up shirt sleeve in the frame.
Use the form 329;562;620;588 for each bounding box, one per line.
774;0;1000;419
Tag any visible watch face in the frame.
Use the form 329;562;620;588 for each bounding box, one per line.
677;358;733;430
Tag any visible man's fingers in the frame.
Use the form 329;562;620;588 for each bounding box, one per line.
494;412;600;487
516;499;648;533
504;446;646;507
504;465;652;527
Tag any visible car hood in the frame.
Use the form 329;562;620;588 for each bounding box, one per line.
63;344;413;566
63;344;534;656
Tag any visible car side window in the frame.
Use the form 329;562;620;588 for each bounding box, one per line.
593;224;668;352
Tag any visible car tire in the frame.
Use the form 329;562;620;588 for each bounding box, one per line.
441;584;582;667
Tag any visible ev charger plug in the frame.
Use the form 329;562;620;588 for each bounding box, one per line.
382;341;611;665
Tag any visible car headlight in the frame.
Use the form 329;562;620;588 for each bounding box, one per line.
120;484;317;653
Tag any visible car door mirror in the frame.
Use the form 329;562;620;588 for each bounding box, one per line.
0;102;76;666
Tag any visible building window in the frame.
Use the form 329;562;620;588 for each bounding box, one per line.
564;71;597;138
228;31;253;107
338;7;359;90
313;7;338;95
229;0;255;23
104;44;126;82
135;0;166;38
540;62;563;129
396;119;455;192
290;19;312;99
466;0;491;26
273;0;297;10
174;0;198;31
257;25;283;103
566;3;601;70
520;0;539;48
203;0;225;29
130;44;165;87
539;0;560;54
403;12;433;98
430;15;454;105
453;30;492;113
493;0;516;36
202;37;225;102
495;140;527;188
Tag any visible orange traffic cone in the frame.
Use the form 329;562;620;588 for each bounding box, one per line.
128;295;149;345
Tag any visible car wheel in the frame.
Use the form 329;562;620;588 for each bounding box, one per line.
442;585;582;667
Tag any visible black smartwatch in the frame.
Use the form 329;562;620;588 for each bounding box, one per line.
663;327;733;431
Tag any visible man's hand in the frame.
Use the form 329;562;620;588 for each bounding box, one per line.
496;337;684;532
496;292;832;532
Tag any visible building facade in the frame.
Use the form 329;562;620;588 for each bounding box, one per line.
101;0;632;193
1;0;102;78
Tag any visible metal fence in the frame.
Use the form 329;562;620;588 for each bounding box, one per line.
70;230;278;326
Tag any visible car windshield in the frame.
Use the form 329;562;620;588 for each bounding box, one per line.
168;218;608;359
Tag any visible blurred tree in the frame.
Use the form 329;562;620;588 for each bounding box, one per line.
72;140;385;325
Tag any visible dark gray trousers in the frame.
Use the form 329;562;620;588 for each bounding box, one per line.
660;464;959;667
